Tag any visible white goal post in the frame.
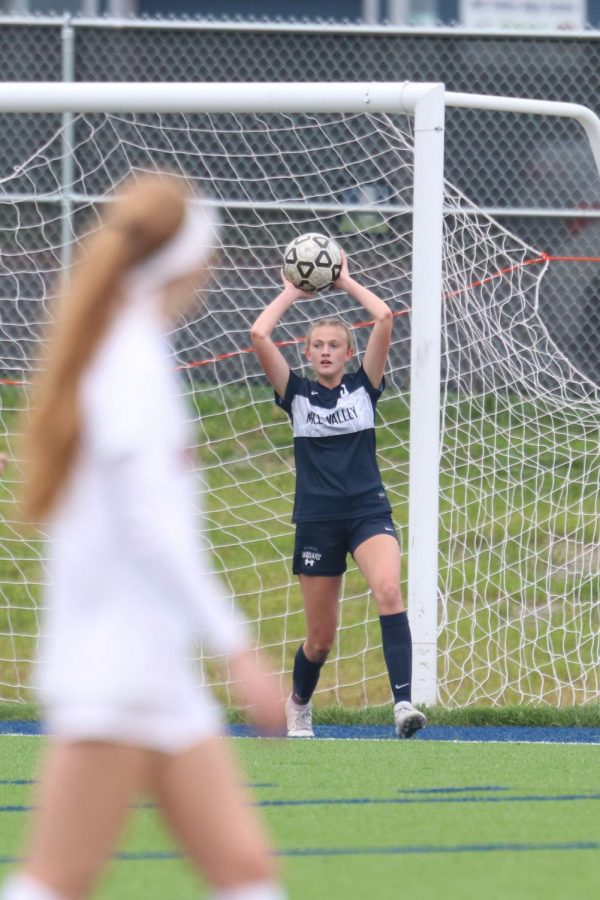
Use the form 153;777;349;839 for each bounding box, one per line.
0;81;599;709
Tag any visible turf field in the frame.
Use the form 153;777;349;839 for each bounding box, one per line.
1;729;599;899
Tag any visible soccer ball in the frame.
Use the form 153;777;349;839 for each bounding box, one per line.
282;232;342;292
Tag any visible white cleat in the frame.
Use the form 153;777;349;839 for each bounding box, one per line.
286;695;314;737
394;701;427;739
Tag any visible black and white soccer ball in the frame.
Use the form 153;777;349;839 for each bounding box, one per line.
282;232;342;292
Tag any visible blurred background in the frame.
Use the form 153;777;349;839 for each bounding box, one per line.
0;9;599;380
2;0;600;28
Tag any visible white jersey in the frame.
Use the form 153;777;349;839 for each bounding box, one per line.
36;300;248;748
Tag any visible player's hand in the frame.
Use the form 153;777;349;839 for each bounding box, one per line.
229;647;286;736
332;249;351;290
280;270;315;299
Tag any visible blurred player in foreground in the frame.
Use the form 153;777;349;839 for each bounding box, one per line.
2;175;286;900
251;253;427;740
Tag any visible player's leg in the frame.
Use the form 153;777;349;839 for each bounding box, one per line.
288;520;345;736
151;737;285;899
285;572;342;736
5;741;149;900
297;573;342;693
352;530;412;701
352;522;426;738
352;529;404;615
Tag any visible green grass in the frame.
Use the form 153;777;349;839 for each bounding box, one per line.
1;703;599;726
1;734;599;898
0;382;598;709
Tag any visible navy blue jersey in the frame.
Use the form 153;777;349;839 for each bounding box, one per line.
275;365;392;523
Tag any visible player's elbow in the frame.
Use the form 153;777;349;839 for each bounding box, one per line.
250;323;269;347
377;305;393;324
250;322;263;342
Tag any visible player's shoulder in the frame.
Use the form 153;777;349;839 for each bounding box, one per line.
343;365;369;390
275;368;312;413
286;369;314;396
344;365;384;398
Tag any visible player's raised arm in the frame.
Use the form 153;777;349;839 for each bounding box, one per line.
334;252;393;389
251;275;307;398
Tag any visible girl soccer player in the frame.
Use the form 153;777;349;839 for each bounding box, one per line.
2;175;286;900
251;251;427;740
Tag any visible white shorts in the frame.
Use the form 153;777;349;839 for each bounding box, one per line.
36;588;230;754
37;633;226;754
44;688;225;754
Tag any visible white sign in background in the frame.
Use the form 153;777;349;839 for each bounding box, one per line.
460;0;586;29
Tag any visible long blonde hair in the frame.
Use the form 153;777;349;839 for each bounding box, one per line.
22;173;189;522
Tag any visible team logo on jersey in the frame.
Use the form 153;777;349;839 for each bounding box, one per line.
306;405;358;426
302;549;322;567
290;376;376;438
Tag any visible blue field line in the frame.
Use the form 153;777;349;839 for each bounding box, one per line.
0;722;44;736
1;721;599;743
0;780;35;785
398;785;509;794
257;792;600;807
2;840;600;866
305;725;600;743
0;783;542;796
2;792;600;814
278;841;600;857
0;779;274;787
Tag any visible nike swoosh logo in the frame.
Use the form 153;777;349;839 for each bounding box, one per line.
394;683;409;690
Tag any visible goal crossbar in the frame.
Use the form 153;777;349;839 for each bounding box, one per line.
0;81;441;114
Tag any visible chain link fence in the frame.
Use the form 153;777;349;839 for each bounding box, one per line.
0;18;599;380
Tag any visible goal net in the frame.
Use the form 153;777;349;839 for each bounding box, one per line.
0;103;598;708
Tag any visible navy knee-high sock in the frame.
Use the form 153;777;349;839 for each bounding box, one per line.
292;644;324;705
380;611;413;704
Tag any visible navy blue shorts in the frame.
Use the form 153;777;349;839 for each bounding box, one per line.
292;514;399;577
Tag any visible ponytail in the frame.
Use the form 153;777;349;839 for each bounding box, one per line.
22;174;188;522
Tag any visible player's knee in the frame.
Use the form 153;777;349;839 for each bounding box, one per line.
373;580;402;615
305;635;333;662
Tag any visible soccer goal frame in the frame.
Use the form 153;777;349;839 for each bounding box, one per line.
2;81;600;707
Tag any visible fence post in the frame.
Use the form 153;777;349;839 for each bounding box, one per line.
61;15;75;272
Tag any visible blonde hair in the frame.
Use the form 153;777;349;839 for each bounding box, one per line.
22;173;189;522
305;317;355;351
